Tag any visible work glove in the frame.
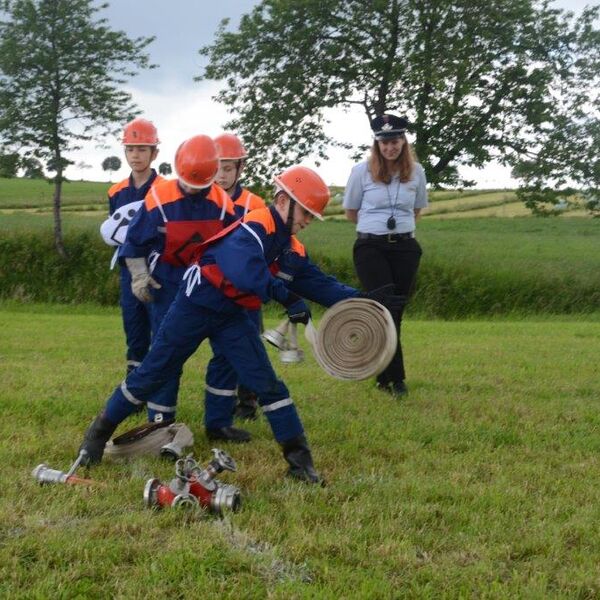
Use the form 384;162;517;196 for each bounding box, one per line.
125;257;161;303
283;291;311;325
359;284;407;312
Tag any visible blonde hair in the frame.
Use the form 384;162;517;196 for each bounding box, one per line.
368;136;416;184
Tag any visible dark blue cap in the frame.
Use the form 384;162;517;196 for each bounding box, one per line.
370;114;408;139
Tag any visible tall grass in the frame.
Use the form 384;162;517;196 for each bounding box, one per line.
1;218;599;315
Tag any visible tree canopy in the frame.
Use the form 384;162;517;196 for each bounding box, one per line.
0;0;155;254
199;0;600;197
102;155;122;178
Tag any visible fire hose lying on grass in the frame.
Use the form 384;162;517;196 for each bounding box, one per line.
32;433;241;515
263;297;397;380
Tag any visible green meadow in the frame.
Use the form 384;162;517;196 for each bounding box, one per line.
1;178;600;597
1;306;599;597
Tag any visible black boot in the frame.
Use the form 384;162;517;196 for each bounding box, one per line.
79;413;118;465
206;426;251;443
281;435;324;485
234;386;258;421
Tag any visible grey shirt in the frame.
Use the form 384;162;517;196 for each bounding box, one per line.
343;161;428;234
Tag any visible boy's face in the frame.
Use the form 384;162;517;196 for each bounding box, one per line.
274;193;315;234
215;160;240;192
124;145;158;173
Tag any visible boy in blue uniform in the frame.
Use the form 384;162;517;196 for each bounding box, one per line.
214;133;267;421
119;134;237;424
79;166;400;483
100;118;164;375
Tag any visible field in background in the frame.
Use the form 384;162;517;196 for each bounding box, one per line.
1;305;600;597
1;177;590;221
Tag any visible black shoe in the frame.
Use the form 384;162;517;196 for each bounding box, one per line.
206;426;252;443
79;413;118;465
281;435;325;485
376;381;408;397
234;386;258;421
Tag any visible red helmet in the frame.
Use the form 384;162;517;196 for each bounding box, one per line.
214;133;247;160
174;135;219;189
122;118;159;146
273;166;330;220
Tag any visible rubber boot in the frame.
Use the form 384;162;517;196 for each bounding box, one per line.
206;426;252;443
234;386;258;421
280;434;324;485
78;413;118;465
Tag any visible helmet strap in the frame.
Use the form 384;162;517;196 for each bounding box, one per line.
286;197;296;236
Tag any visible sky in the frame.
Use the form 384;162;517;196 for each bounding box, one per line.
62;0;593;188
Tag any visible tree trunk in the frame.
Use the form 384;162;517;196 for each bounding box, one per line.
53;174;66;257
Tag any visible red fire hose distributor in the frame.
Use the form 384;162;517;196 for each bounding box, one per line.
143;449;241;515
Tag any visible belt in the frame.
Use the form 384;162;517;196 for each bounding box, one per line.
357;232;415;242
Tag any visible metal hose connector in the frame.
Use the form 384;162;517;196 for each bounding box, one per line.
304;298;397;380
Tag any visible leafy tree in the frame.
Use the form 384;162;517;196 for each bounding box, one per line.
199;0;600;194
21;156;44;179
102;155;121;181
158;161;172;176
0;0;155;255
0;151;19;177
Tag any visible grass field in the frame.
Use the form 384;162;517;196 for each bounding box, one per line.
1;304;600;597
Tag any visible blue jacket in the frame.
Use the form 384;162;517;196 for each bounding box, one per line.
185;205;358;312
107;170;163;215
120;179;237;283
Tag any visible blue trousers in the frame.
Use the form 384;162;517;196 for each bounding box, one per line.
141;278;180;422
119;266;151;371
204;308;261;425
104;291;304;443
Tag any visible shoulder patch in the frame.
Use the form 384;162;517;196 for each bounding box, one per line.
144;179;182;211
108;178;129;198
290;236;306;257
243;207;275;234
208;183;236;215
235;189;267;212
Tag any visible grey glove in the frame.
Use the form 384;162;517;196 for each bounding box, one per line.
125;257;161;303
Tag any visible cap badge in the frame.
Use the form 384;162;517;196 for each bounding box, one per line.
381;123;393;131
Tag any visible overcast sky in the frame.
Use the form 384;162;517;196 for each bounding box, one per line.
66;0;594;188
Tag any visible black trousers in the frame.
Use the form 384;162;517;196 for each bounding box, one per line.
353;236;422;385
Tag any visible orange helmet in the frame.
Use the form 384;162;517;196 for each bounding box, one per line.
174;135;219;189
214;133;247;160
273;166;330;220
122;118;159;146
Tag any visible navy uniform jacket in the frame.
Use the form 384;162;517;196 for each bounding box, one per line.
186;205;359;313
120;179;237;283
229;183;267;218
107;170;163;216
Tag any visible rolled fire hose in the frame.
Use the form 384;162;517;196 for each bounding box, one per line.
304;298;397;381
104;422;194;460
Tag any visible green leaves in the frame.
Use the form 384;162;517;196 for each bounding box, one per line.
199;0;600;193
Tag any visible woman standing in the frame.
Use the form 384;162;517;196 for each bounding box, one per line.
343;114;428;396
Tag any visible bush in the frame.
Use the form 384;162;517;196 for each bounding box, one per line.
1;230;599;317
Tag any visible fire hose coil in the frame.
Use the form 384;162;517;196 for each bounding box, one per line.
304;298;397;381
104;422;193;460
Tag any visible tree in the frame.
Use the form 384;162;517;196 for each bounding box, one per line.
199;0;600;192
21;156;44;179
0;151;19;177
0;0;155;255
158;161;172;176
102;155;121;181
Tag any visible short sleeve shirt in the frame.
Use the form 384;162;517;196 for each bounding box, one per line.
342;161;428;235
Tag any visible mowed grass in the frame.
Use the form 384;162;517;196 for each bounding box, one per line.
0;177;108;209
300;217;600;294
1;304;600;597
